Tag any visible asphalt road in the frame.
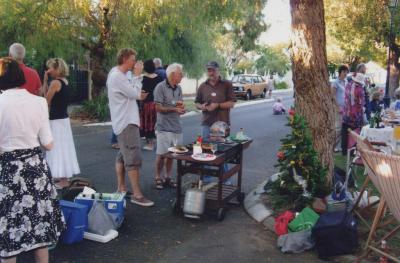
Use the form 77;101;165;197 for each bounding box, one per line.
19;93;324;263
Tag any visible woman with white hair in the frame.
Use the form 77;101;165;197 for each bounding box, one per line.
42;58;80;188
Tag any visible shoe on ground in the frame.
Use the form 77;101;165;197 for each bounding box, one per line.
111;143;119;149
143;145;154;151
131;196;154;207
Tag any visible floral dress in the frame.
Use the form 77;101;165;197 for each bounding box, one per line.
0;147;65;258
342;80;365;128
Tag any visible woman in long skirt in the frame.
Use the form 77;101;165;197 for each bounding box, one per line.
0;57;65;262
43;58;80;188
141;59;163;151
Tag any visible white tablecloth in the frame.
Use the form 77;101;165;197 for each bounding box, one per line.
360;125;395;152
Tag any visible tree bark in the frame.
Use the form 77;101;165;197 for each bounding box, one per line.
290;0;335;183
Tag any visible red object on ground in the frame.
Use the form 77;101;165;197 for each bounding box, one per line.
20;63;42;95
274;211;295;236
277;151;285;160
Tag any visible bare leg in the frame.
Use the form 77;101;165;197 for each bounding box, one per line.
127;169;144;199
165;158;173;179
155;155;165;180
34;247;49;263
1;257;16;263
115;161;127;192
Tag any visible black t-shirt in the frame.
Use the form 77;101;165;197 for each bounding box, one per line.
142;75;163;103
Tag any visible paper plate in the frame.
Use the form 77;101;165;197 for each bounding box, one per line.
191;153;217;161
168;147;189;154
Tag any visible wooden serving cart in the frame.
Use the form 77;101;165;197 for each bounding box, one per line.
164;140;252;221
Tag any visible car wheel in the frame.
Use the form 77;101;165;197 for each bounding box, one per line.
261;89;266;98
246;91;252;101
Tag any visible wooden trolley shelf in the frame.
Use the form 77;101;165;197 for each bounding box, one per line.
165;140;252;221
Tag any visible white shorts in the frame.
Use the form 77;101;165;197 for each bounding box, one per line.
156;131;183;155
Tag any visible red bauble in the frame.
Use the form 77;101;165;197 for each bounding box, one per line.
277;151;285;160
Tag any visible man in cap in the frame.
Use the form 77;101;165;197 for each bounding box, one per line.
195;61;235;140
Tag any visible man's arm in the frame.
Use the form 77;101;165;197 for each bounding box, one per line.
155;103;184;114
218;101;235;110
154;86;184;114
118;75;143;100
219;81;236;109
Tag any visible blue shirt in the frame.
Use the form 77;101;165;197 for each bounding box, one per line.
155;67;167;81
333;78;346;109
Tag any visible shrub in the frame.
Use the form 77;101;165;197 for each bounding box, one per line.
275;81;288;90
80;93;110;122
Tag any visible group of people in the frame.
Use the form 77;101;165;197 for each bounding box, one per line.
0;43;81;262
107;48;236;206
332;63;400;155
0;43;237;261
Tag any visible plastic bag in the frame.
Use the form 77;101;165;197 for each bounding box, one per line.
88;201;116;235
288;207;319;232
277;229;315;253
274;211;295;236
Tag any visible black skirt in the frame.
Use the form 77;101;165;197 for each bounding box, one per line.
0;147;65;258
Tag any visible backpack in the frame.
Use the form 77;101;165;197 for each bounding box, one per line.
60;177;95;201
312;210;358;260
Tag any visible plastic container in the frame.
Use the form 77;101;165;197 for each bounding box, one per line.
74;193;126;229
59;200;88;244
84;229;119;243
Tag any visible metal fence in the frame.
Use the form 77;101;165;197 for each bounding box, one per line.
68;68;89;103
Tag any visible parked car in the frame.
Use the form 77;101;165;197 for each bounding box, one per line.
231;74;268;100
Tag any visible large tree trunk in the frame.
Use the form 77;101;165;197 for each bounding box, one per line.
290;0;335;183
90;45;107;98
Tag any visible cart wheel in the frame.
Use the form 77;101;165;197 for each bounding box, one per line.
217;208;226;221
237;192;245;204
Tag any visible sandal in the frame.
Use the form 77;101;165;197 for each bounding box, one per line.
111;143;119;149
163;178;177;188
155;178;164;190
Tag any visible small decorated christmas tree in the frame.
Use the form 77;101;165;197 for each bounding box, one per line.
266;109;329;210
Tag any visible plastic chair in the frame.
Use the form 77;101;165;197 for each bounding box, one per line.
357;149;400;263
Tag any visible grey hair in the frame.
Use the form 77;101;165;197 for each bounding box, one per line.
356;63;366;73
166;63;183;78
153;58;162;67
9;43;26;62
395;88;400;99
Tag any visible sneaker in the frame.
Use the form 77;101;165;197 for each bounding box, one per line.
130;196;154;207
143;145;154;151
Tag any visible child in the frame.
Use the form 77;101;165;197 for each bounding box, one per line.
273;98;286;115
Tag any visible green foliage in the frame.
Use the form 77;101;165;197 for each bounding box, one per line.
275;81;288;90
80;94;110;122
0;0;267;79
255;45;290;76
325;0;390;66
267;113;329;211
